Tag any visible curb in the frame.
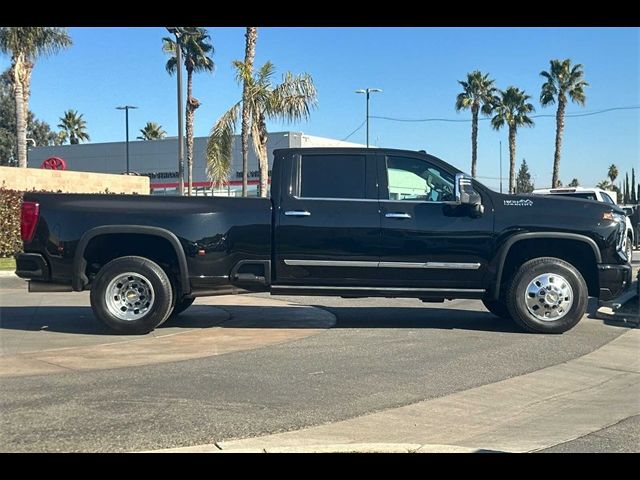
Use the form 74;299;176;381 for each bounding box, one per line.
145;442;503;454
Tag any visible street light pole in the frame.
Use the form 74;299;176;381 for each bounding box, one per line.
116;105;137;174
355;88;382;148
167;27;185;196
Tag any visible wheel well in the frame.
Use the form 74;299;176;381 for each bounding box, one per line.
83;234;182;294
499;238;599;297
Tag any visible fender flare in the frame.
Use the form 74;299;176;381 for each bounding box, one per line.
72;225;190;294
490;232;601;300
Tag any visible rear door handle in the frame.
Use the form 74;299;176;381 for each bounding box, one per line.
285;210;311;217
385;212;412;219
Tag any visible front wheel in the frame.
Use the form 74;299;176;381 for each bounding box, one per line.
90;256;174;334
506;257;587;334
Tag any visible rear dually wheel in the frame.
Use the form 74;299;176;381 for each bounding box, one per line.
90;256;174;334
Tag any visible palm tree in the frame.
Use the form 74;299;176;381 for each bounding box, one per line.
490;87;535;194
137;122;166;140
540;59;588;188
0;27;71;167
206;61;317;197
455;71;496;178
608;164;618;186
241;27;258;197
163;27;214;196
57;109;89;144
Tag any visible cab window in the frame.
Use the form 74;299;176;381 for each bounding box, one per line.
386;156;455;202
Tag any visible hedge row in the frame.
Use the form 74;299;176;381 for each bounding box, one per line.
0;188;23;258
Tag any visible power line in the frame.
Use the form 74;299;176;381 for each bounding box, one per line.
369;105;640;123
342;120;366;141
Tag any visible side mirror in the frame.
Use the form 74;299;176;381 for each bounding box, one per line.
455;173;481;206
455;173;483;217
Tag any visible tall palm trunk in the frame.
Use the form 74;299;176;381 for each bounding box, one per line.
258;115;269;198
22;60;33;124
508;126;516;194
470;103;479;178
241;27;257;197
551;95;566;188
12;60;27;168
185;67;197;197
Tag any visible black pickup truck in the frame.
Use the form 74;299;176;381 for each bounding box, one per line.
16;147;632;334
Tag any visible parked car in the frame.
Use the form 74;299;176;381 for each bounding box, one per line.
532;187;634;260
16;148;632;335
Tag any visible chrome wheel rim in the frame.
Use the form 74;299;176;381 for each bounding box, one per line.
524;273;573;322
105;272;155;321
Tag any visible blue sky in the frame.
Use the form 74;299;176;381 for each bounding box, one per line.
1;27;638;190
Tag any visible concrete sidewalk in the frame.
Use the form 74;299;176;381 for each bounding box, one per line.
147;328;640;453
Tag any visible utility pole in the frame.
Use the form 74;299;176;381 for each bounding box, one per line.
499;140;503;194
167;27;185;195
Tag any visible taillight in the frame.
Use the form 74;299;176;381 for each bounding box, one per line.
21;201;40;243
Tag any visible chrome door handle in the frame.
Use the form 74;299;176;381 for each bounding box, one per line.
385;212;412;219
284;210;311;217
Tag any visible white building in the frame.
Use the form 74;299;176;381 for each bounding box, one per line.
29;131;364;196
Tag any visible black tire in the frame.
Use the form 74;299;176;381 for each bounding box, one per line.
90;256;174;335
506;257;587;334
171;297;195;317
482;299;511;319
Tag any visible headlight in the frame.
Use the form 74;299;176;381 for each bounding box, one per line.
612;213;626;252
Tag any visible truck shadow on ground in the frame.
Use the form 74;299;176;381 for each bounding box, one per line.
0;303;634;336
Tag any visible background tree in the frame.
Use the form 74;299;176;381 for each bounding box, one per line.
455;70;496;178
207;61;317;197
632;168;637;203
0;69;60;166
568;178;580;187
490;87;535;194
58;109;89;144
137;122;166;140
515;158;534;193
0;27;71;167
241;27;257;197
540;59;588;187
607;164;618;186
164;27;214;196
624;173;630;204
596;180;610;189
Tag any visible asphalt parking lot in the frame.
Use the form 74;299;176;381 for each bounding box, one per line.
0;253;638;453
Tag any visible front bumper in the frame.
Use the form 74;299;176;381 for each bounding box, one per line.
15;253;50;281
598;263;632;302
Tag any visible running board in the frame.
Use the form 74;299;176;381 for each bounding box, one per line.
271;285;485;299
28;281;73;293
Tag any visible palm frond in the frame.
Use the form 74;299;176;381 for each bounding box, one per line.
268;72;317;123
206;102;241;184
0;27;72;59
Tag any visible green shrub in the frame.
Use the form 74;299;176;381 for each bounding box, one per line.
0;187;23;258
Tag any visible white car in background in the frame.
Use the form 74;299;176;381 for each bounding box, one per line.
532;187;634;262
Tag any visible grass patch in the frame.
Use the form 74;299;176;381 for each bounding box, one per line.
0;257;16;271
